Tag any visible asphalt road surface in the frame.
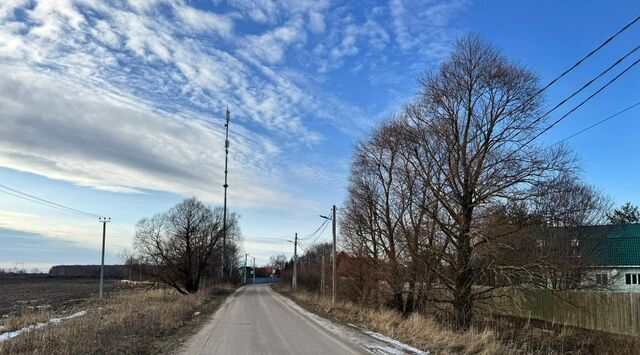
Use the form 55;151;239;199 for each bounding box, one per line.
179;284;369;355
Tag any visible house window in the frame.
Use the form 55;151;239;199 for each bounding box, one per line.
571;238;579;247
595;273;608;286
625;273;640;285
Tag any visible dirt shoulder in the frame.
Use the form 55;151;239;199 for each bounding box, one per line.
0;283;236;355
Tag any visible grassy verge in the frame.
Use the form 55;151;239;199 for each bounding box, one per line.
274;285;640;354
0;284;236;355
275;285;511;354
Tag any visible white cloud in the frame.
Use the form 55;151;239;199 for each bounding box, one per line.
0;0;466;225
0;210;128;251
0;66;289;208
241;20;306;64
172;4;234;35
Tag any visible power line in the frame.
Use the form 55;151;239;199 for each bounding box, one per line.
0;183;101;218
0;182;132;239
537;15;640;94
306;218;331;245
526;56;640;150
529;43;640;130
499;15;640;120
551;101;640;146
111;220;133;237
299;210;332;241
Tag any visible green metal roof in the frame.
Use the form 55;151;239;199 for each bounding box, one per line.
540;224;640;266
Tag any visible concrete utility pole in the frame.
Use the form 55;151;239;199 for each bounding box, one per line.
292;233;298;291
331;205;337;304
321;254;325;295
244;253;248;284
221;108;231;280
253;257;256;284
98;217;110;299
320;206;338;303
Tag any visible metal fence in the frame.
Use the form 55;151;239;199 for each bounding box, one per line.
490;288;640;336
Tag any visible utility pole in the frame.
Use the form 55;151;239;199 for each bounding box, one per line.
320;206;338;303
253;257;256;284
321;254;325;295
98;217;110;299
221;108;231;280
331;205;337;304
292;233;298;291
244;253;248;284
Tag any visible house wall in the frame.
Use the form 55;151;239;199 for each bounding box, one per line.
586;267;640;292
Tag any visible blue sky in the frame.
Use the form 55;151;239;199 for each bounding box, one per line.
1;0;639;270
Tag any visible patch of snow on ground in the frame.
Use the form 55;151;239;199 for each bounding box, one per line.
274;290;429;355
351;325;429;355
0;310;87;342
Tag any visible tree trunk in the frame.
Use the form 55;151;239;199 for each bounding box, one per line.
454;205;474;330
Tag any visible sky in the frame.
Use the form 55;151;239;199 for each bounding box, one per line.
1;0;639;271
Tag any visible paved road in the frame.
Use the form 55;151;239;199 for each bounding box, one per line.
180;284;368;355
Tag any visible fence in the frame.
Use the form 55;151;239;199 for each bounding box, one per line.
490;288;640;336
248;276;280;284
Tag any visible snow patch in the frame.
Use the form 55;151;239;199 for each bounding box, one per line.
193;311;201;316
351;325;429;355
274;291;429;354
0;310;87;342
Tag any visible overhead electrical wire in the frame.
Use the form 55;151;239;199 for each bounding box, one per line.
306;218;331;245
551;101;640;146
497;15;640;121
527;43;640;130
0;183;101;218
518;56;640;154
0;182;131;238
298;209;332;241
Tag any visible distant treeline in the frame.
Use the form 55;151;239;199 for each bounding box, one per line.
48;264;149;279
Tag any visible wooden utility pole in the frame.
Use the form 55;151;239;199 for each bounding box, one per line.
331;205;336;304
292;233;298;291
253;257;256;284
98;217;110;299
221;108;230;280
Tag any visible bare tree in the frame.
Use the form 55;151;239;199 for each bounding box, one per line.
134;198;237;294
269;253;288;271
403;35;576;329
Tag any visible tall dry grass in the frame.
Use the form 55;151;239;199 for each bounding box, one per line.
0;285;235;355
285;288;512;355
282;287;640;354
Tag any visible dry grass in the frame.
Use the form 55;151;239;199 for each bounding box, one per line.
279;287;640;354
0;284;235;355
2;309;54;333
280;287;512;355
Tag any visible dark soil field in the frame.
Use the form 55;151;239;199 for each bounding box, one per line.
0;275;140;316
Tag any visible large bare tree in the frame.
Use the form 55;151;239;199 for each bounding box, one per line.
405;35;576;329
134;198;238;294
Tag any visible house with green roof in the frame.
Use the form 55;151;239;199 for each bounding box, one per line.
536;223;640;292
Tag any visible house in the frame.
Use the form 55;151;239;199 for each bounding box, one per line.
534;224;640;292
